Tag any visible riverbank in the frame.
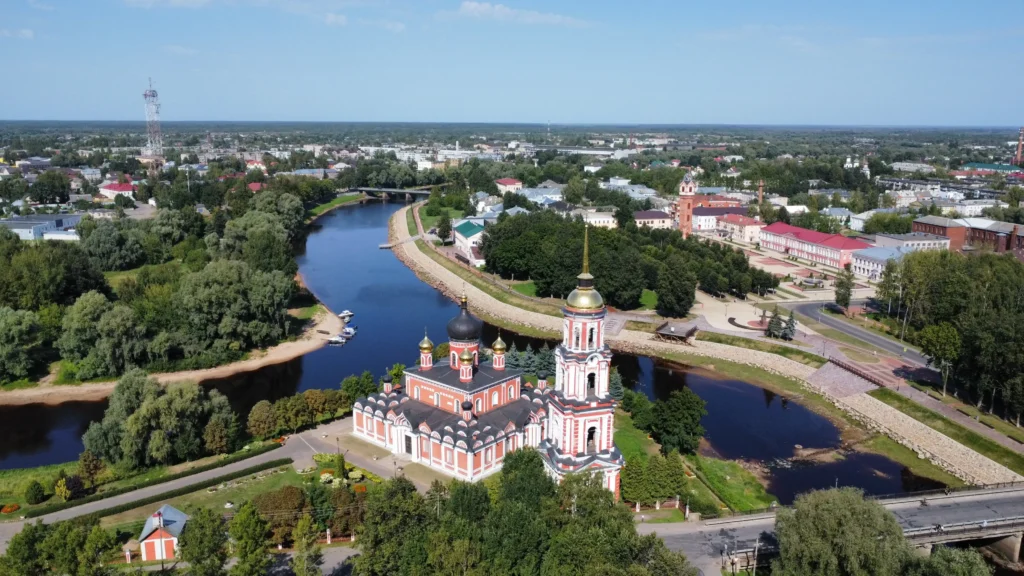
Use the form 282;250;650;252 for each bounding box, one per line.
0;305;343;406
306;192;366;222
388;203;1001;488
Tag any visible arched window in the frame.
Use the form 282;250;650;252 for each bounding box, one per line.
475;399;482;412
414;387;420;400
433;393;440;407
491;391;498;407
586;426;597;454
451;352;457;365
573;327;581;349
588;327;595;348
508;384;514;398
587;373;596;396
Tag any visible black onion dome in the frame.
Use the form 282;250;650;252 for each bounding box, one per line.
461;400;473;411
447;295;482;342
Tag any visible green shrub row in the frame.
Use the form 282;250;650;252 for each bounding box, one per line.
25;443;281;518
78;458;293;523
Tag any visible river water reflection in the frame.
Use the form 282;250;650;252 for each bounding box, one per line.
0;202;945;503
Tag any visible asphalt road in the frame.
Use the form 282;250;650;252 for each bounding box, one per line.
639;488;1024;569
782;299;929;366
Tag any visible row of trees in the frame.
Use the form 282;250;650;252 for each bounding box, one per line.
480;211;777;313
354;449;697;576
875;249;1024;418
620;388;707;455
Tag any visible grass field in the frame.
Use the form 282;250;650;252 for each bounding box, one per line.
839;346;878;363
908;381;1024;446
0;378;36;391
687;455;777;512
640;289;658;310
868;387;1024;477
859;435;965;488
614;410;659;462
415;240;563;318
419;208;464;233
406;206;419;236
289;303;322;321
512;281;538;298
308;193;362;219
0;462;75;511
695;332;827;368
774;286;808;299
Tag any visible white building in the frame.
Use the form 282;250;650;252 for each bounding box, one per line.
851;247;909;280
495;178;523;194
891;162;936;174
571;209;617;228
453;221;486;268
633;210;672;230
953;199;1008;217
874;232;949;252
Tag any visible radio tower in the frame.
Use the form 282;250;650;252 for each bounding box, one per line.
143;78;163;158
1015;127;1023;166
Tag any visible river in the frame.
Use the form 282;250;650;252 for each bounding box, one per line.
0;202;944;504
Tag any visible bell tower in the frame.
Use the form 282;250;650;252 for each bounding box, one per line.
677;171;697;238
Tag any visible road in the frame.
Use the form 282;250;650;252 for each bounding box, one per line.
638;488;1024;571
783;299;928;366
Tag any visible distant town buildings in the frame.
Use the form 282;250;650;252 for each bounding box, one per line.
873;232;950;252
851;247;909;280
495;178;523;194
891;161;936;174
633;210;672;230
759;222;870;269
717;213;765;244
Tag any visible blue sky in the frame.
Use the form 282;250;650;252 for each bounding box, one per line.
2;0;1021;125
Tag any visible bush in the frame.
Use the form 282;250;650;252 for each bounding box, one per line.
24;443;281;518
24;481;45;505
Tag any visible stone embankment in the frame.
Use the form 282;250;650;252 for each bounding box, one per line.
391;203;1020;486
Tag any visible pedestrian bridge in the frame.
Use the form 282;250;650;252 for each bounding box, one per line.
353;186;432;200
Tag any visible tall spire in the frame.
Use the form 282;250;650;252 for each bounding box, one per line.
581;225;590;277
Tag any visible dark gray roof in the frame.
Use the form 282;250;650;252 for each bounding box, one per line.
417;358;522;393
693;206;747;217
447;299;482;342
140;504;188;541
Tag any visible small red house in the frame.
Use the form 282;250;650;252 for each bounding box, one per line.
139;505;189;562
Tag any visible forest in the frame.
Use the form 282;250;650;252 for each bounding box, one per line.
480;210;778;313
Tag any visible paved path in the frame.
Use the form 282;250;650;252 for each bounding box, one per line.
784;300;928;365
640;487;1024;571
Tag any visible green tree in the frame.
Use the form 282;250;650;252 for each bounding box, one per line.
23;480;45;505
178;507;228;576
834;266;855;312
650;389;707;455
773;488;910;576
918;322;961;397
656;255;697;318
290;514;324;576
229;502;271;576
77;524;116;576
906;546;992;576
0;520;48;575
437;210;453;243
664;449;689;498
646;453;670;504
0;307;41;383
57;291;111;364
77;450;104;487
782;310;797;340
246;400;277;439
355;476;430;576
32;170;71;204
620;456;647;505
608;368;624;401
766;307;784;338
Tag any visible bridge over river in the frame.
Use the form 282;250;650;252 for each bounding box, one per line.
353;186;432;200
638;484;1024;573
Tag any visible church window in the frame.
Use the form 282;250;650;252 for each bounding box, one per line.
491;391;498;407
414;387;420;400
508;384;514;398
433;393;440;407
587;373;596;396
475;399;482;412
573;327;580;349
588;327;595;348
445;449;453;464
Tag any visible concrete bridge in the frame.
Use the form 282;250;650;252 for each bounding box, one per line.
352;186;433;201
639;485;1024;573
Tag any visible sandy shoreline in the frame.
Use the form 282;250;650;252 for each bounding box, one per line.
0;306;343;407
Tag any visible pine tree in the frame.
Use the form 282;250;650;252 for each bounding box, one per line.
620;456;648;506
647;453;670;504
782;310;797;341
664;449;689;499
522;344;536;375
609;369;624;401
506;342;519;370
538;343;555;375
230;502;271;576
767;307;784;339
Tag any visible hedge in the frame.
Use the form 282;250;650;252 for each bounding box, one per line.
24;443;282;518
77;458;293;523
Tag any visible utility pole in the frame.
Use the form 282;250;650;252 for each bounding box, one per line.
752;537;760;576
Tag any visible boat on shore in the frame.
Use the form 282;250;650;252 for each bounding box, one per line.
328;335;348;345
338;309;355;319
342;326;357;338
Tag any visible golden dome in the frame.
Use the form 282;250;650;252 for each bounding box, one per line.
492;334;507;353
459;348;474;365
565;226;604;311
418;330;433;353
566;280;604;310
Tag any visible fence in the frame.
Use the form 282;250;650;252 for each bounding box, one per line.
828;355;889;388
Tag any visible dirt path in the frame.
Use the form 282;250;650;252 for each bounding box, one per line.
0;308;343;406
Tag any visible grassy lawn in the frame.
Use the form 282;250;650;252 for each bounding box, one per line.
419;209;464;233
103;266;144;287
289;303;322;321
775;286;808;299
868;388;1024;477
908;381;1024;446
687;455;777;512
406;205;419;236
415;240;562;318
640;289;658;310
696;332;827;368
512;281;538;298
642;507;688;523
101;465;300;529
0;461;74;511
839;346;879;363
764;306;891;356
308;193;362;219
0;378;36;391
859;435;965;488
614;410;659;462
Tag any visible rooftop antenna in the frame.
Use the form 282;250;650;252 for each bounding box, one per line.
143;78;163;159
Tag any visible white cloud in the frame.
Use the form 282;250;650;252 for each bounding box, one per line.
28;0;55;11
0;29;34;39
450;1;588;27
164;44;199;55
324;12;347;26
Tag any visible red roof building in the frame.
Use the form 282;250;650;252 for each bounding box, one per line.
247;182;264;192
99;182;137;200
495;178;523;194
759;222;870;269
717;213;765;243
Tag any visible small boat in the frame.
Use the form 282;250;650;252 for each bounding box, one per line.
338;310;354;318
328;335;347;345
342;327;357;338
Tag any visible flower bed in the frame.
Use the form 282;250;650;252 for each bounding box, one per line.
1;503;20;514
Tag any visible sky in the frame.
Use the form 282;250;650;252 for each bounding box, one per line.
2;0;1022;125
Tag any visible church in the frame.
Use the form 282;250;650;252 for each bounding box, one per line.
351;231;624;496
